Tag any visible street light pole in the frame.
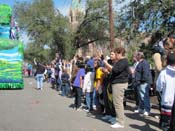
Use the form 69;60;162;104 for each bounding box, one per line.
109;0;114;50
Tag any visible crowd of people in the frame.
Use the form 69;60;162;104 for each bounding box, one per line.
23;34;175;130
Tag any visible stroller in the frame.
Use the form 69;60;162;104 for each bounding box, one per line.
123;74;135;107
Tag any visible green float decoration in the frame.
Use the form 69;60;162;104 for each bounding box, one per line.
0;4;12;25
0;4;24;89
0;38;24;89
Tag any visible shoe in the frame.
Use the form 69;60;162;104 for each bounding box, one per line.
143;111;149;117
76;105;83;111
111;123;124;128
155;115;160;119
83;108;89;112
108;117;117;124
76;108;82;111
101;115;112;120
134;109;143;113
134;109;139;113
93;105;97;110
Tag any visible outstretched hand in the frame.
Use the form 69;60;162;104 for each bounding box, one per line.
34;58;37;65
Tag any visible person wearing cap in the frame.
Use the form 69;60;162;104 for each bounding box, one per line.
156;50;175;129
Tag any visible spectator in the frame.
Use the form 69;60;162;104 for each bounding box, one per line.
82;65;94;112
34;58;46;90
27;63;32;77
103;47;129;128
156;51;175;129
50;63;56;89
134;52;152;116
152;35;175;121
101;50;116;124
131;53;139;109
61;69;70;96
72;58;85;111
92;59;104;111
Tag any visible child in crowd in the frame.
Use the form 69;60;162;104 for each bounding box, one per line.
45;64;52;82
156;51;175;129
93;59;104;111
82;65;94;112
61;69;70;96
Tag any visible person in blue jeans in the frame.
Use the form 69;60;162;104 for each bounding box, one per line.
82;65;94;112
134;52;152;116
34;58;46;90
61;69;70;96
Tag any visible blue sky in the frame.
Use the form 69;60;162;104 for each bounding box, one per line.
0;0;75;16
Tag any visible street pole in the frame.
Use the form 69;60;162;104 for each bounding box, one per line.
109;0;114;50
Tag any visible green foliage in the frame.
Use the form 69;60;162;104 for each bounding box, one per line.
14;0;175;63
74;0;109;48
24;43;48;63
114;0;175;63
14;0;75;61
115;0;175;40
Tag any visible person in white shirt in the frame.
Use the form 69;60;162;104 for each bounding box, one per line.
156;51;175;129
82;65;94;112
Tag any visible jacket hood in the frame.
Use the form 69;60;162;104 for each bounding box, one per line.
166;65;175;76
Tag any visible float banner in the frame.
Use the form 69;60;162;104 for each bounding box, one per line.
0;38;24;89
0;4;12;25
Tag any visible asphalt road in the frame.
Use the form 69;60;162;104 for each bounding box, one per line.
0;77;161;131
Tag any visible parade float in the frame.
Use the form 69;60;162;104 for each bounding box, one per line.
0;4;24;89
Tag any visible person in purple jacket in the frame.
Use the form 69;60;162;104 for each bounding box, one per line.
72;58;85;111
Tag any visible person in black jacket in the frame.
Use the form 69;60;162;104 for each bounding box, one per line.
134;52;152;116
103;47;129;128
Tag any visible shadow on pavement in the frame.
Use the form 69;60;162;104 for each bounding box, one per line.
125;112;161;131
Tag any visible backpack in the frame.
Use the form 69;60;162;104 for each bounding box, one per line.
152;40;165;56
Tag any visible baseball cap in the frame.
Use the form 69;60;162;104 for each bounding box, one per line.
168;34;175;39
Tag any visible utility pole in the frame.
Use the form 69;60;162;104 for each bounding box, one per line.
109;0;114;49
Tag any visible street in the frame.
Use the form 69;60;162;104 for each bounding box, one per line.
0;77;161;131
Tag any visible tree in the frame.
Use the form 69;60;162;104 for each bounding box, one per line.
14;0;75;61
114;0;175;42
74;0;109;48
114;0;175;63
